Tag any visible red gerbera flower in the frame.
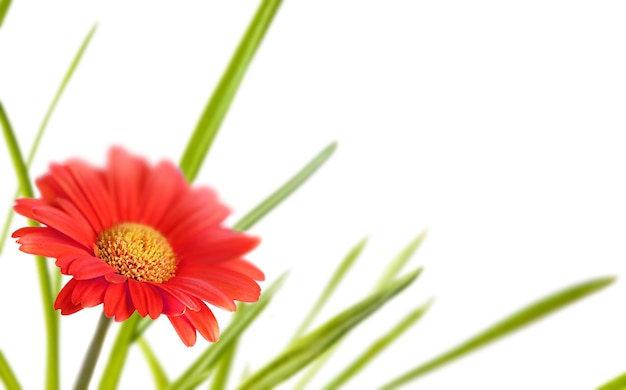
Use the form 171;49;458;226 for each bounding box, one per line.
12;147;263;346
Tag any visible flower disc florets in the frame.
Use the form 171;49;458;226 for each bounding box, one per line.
96;223;177;283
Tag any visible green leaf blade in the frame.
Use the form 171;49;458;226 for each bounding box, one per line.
291;236;367;341
597;372;626;390
0;350;21;390
0;23;97;254
380;276;616;390
138;338;169;390
179;0;283;182
237;268;423;390
324;300;432;389
233;142;337;232
0;0;11;28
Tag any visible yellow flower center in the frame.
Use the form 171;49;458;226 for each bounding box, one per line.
96;223;177;283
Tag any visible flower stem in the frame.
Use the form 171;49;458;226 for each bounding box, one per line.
74;313;112;390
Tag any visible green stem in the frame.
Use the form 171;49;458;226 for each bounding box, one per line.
0;102;58;390
98;313;141;390
74;313;112;390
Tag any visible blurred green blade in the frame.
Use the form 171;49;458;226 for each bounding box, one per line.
179;0;283;182
1;102;33;198
0;0;10;28
138;338;169;390
236;268;423;390
1;102;58;389
233;142;337;232
294;232;426;389
0;24;97;254
291;236;367;341
324;300;432;389
375;230;427;291
210;340;237;390
169;273;287;390
597;372;626;390
0;350;21;390
98;313;141;390
380;276;616;390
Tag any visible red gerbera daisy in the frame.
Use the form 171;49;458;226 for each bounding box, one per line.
12;147;263;346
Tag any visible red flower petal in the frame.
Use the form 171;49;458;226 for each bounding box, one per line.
167;314;196;347
138;161;186;227
106;147;149;222
165;276;236;311
104;282;134;321
185;301;219;342
128;279;164;319
71;278;107;307
55;279;84;315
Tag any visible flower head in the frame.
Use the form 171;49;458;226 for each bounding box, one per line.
12;147;263;346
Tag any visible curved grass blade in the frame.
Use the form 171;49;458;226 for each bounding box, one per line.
374;230;427;291
98;313;141;390
294;232;427;389
380;276;616;390
1;102;58;390
0;0;10;28
0;350;21;390
0;24;98;254
1;103;33;199
138;338;169;390
324;300;432;389
291;236;367;341
233;142;337;232
169;273;287;390
597;372;626;390
179;0;283;182
236;268;422;390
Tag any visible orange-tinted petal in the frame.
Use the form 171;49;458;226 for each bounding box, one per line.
185;300;219;342
71;278;107;307
165;276;236;311
128;279;164;319
104;282;134;321
55;279;84;315
168;314;197;347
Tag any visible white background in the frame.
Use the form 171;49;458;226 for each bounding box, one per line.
1;1;625;389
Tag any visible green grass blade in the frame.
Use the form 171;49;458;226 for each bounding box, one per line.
1;103;33;199
0;0;10;28
169;273;287;390
0;350;21;390
233;142;337;231
0;24;98;254
210;340;237;390
98;313;141;390
374;230;427;291
179;0;283;182
380;276;616;390
290;237;367;341
1;103;58;390
597;372;626;390
324;300;432;389
294;234;426;389
236;268;422;390
138;338;169;390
